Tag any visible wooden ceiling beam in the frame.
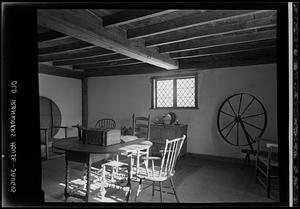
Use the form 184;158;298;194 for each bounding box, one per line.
128;10;274;40
86;47;276;77
39;63;83;79
146;15;276;47
86;63;165;77
73;59;142;70
159;29;276;54
103;9;177;27
39;41;93;55
38;36;80;48
179;47;276;70
39;46;116;62
85;47;276;77
38;30;67;42
37;9;178;70
169;39;276;59
53;54;129;66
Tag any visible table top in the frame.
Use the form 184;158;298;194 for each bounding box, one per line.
53;137;152;154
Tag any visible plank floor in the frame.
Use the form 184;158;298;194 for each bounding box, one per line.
42;155;279;203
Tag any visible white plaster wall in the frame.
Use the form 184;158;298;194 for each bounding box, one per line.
38;74;82;138
88;64;277;159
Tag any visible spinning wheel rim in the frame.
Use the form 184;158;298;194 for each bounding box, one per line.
217;93;268;147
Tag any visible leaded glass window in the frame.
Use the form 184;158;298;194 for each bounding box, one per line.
152;74;198;109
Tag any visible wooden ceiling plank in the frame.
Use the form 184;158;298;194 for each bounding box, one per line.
37;9;178;70
159;29;276;54
53;54;129;66
38;46;116;62
73;59;142;70
128;10;274;40
146;15;276;47
103;9;177;27
39;41;93;55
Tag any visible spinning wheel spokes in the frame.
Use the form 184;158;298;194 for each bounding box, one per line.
217;93;267;148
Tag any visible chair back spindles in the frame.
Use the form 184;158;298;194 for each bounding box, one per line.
159;135;186;178
95;118;116;129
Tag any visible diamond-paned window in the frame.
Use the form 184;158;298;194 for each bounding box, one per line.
152;74;198;109
177;78;195;107
157;80;173;107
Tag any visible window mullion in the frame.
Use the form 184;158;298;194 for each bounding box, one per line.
173;78;177;108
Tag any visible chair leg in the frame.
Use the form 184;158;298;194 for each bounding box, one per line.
170;177;179;203
46;146;49;160
125;166;131;202
159;181;163;203
135;178;143;202
267;168;271;198
152;181;155;196
100;165;106;199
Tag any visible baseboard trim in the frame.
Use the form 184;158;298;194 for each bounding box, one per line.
186;152;256;165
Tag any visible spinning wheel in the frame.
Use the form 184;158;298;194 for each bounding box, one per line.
217;93;267;152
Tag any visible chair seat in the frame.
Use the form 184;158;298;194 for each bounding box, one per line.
136;166;174;182
102;160;129;168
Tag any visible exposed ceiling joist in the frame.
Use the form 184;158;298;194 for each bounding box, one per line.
73;59;142;70
85;63;165;77
159;30;276;53
53;54;129;66
39;63;83;79
179;47;276;70
170;39;276;59
127;10;273;40
38;30;67;42
146;15;276;47
39;41;93;55
38;36;81;48
39;47;116;62
102;9;177;27
37;9;178;70
85;46;276;77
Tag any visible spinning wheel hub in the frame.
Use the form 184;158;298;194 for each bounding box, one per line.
234;116;242;122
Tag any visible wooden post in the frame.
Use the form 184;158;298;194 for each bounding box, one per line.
82;76;88;128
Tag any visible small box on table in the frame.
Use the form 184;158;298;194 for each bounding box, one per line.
82;128;121;146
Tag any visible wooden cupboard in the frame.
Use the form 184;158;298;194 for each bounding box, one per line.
150;124;188;158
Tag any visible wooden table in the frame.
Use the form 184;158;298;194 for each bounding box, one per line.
53;137;152;202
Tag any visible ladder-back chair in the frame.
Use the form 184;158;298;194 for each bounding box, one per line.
255;137;279;198
129;114;151;176
135;135;186;203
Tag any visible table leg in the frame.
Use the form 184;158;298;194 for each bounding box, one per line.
136;150;140;176
85;158;91;202
64;157;70;201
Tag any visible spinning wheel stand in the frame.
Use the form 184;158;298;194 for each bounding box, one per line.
217;93;268;166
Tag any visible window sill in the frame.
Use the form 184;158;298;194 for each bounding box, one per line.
149;107;199;110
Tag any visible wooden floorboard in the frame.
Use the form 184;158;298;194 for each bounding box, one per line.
41;155;279;203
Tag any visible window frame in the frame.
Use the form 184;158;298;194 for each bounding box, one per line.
151;73;199;109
